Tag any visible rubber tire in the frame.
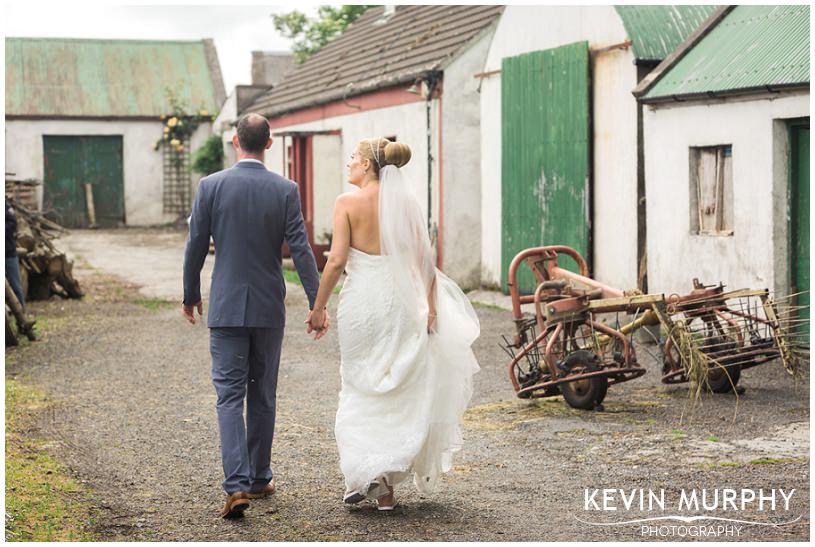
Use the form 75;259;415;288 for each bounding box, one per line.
559;350;608;410
707;363;741;393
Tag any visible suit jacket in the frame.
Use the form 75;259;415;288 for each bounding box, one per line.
183;160;319;328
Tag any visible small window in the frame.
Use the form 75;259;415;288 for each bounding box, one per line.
689;145;734;236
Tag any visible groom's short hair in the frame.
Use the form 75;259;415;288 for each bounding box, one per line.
236;113;270;153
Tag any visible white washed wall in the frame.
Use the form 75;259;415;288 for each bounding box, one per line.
266;100;437;246
441;29;494;289
5;119;211;225
480;5;639;290
643;92;809;297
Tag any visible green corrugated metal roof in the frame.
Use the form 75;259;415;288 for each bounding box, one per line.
643;5;810;100
615;5;719;62
6;37;222;117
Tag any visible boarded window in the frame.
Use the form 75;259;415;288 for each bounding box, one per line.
689;145;733;235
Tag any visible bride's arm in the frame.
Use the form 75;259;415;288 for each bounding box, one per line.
310;196;350;325
427;275;437;333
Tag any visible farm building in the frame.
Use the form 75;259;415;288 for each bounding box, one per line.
634;5;809;307
213;51;295;166
5;37;225;227
245;5;504;283
478;5;717;294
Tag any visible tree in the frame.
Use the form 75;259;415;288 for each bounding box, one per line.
272;5;375;64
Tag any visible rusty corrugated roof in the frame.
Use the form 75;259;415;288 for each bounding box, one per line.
5;37;225;118
248;5;504;117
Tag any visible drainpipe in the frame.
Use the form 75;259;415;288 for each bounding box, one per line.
424;73;440;239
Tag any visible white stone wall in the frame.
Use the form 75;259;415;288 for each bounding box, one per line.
441;29;494;289
642;92;809;297
5;118;211;225
266;99;438;248
479;5;639;290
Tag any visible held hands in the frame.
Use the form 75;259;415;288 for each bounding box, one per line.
305;307;330;340
182;301;204;324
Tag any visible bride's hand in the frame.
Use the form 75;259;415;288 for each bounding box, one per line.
307;308;330;340
427;311;437;334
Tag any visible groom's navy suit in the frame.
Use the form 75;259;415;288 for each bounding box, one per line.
183;159;319;494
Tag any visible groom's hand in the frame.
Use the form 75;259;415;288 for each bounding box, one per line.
305;308;330;340
182;301;203;324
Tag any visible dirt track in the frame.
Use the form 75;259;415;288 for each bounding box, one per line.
6;228;810;541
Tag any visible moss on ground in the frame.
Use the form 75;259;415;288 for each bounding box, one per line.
5;379;96;541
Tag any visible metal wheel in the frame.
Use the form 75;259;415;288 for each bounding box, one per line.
559;350;607;410
706;362;741;393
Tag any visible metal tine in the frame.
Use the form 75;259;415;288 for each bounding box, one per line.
770;290;811;301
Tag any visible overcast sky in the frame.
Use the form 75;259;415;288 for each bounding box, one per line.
4;4;331;90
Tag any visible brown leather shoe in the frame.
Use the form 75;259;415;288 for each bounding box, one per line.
219;491;250;518
245;480;276;499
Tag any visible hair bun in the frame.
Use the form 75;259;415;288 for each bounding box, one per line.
383;142;411;168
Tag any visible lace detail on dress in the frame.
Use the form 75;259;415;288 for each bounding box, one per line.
335;249;480;496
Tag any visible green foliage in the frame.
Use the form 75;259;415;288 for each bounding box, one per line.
154;83;216;167
192;134;225;176
273;5;375;64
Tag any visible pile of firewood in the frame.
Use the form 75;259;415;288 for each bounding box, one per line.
5;174;85;346
12;201;84;301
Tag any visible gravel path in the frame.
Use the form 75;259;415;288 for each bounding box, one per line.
6;229;810;541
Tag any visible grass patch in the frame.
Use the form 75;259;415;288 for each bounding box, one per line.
698;458;805;469
749;457;799;465
706;435;720;442
133;297;176;311
697;461;743;469
5;379;96;541
284;269;341;294
470;301;507;312
671;429;688;440
32;315;72;338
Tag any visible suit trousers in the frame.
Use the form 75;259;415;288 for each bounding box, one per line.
210;326;284;494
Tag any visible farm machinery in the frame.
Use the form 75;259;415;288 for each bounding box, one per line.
501;246;806;410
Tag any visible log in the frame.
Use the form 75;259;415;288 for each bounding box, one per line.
57;257;84;299
15;214;35;252
5;278;36;340
84;183;97;226
8;200;83;301
6;307;19;347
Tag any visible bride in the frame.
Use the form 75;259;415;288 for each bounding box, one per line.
306;137;480;511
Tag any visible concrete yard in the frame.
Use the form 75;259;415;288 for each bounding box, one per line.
6;228;810;541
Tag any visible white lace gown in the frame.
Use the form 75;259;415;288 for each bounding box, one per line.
335;247;480;497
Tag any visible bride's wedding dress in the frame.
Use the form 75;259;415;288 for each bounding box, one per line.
334;165;480;499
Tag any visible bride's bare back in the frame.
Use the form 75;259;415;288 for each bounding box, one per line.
341;185;381;256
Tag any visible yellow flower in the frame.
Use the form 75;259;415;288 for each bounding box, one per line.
170;138;180;147
163;127;170;134
176;144;185;152
199;110;208;117
167;117;178;127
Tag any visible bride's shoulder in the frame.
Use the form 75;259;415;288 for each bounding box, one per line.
334;191;362;209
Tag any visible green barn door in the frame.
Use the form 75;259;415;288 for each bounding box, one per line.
43;136;124;228
789;120;809;344
501;42;590;294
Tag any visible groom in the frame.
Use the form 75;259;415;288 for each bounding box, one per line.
182;113;324;518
